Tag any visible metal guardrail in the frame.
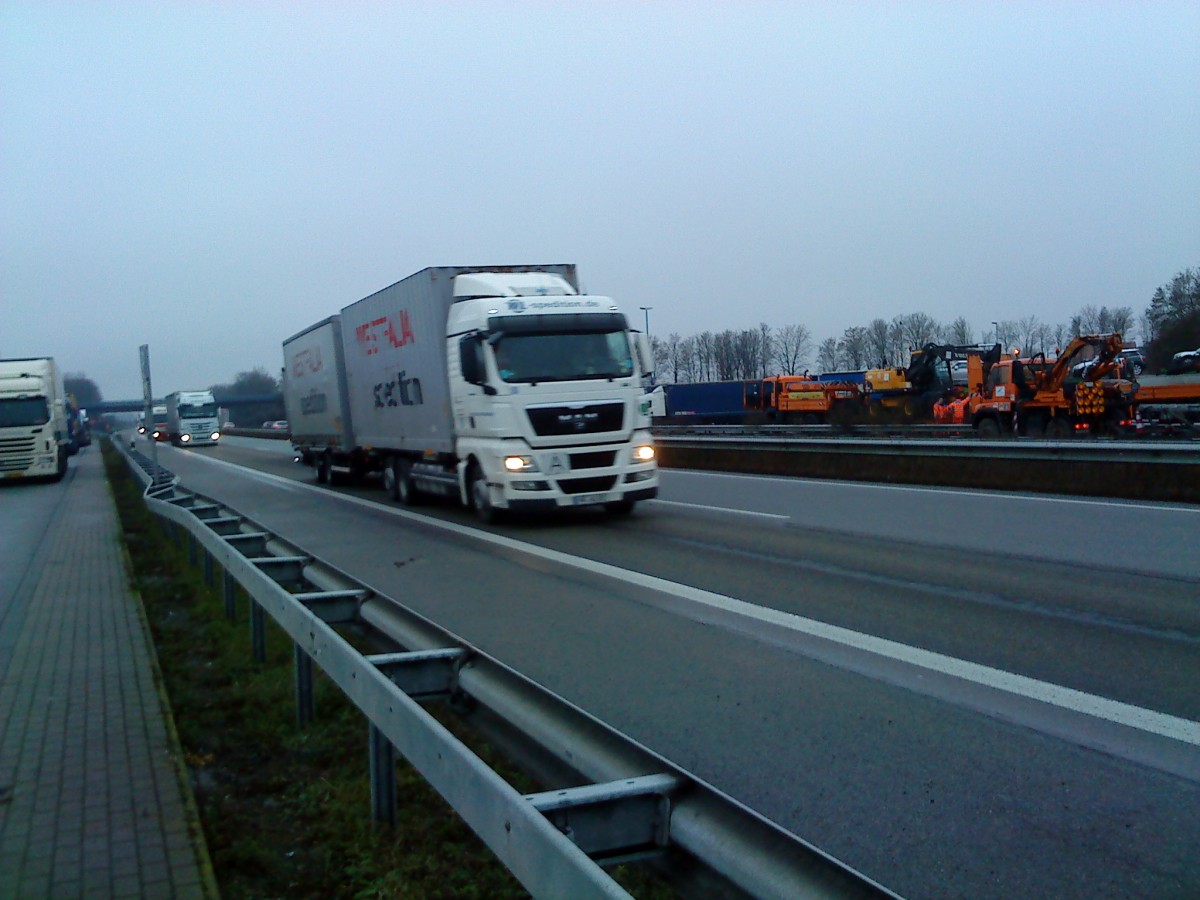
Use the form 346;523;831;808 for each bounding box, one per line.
117;443;897;899
653;430;1200;465
652;431;1200;504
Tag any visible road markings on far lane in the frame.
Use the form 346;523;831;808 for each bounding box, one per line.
189;452;1200;749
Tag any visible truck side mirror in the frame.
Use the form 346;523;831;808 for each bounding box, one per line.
635;332;655;379
460;336;498;394
460;336;484;384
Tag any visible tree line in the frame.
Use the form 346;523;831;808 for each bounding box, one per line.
62;265;1199;403
651;265;1198;382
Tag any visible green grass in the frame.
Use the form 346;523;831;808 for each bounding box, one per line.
102;440;675;899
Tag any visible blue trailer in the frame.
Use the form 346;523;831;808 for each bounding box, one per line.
658;382;750;424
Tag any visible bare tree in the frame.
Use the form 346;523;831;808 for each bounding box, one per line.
757;323;775;376
816;337;839;373
866;319;891;368
694;332;715;381
1015;316;1042;355
943;316;974;345
774;323;812;374
838;326;871;369
900;312;940;352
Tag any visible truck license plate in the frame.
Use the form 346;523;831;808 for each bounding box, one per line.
572;492;607;506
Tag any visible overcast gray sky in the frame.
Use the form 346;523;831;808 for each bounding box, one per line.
3;1;1198;401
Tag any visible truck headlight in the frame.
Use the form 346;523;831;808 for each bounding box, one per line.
632;444;655;463
211;432;221;441
180;433;191;443
504;455;539;472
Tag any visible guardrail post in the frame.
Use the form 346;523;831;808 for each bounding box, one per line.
369;724;396;827
223;570;238;620
294;645;314;728
250;600;266;663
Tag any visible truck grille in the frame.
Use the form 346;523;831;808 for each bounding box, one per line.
557;475;618;495
570;450;617;470
527;402;625;436
0;436;37;471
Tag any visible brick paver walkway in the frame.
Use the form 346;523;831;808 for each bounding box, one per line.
0;448;215;898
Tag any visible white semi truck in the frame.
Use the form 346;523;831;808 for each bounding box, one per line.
164;390;222;446
0;357;69;482
283;265;658;520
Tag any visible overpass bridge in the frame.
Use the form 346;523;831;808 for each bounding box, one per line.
88;393;284;414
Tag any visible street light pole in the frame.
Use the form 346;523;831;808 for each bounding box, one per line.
991;321;1000;344
639;306;653;340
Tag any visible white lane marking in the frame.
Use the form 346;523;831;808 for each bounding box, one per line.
188;453;1200;747
665;468;1200;515
648;499;790;521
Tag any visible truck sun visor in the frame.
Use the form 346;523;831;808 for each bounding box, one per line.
487;313;627;335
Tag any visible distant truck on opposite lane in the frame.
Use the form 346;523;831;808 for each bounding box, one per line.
165;391;222;446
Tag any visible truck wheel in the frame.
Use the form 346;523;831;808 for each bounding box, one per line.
50;448;67;483
317;452;331;485
469;463;499;524
976;417;1002;439
1045;417;1072;440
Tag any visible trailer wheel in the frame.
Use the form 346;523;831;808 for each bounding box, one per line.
317;452;331;485
391;457;420;506
469;463;499;524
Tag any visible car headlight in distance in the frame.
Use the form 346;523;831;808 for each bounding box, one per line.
180;433;191;442
504;455;538;472
633;444;655;462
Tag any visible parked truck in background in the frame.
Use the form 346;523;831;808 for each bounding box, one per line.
283;265;658;520
164;390;222;446
0;357;69;482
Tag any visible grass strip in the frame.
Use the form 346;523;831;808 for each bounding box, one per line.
102;440;673;898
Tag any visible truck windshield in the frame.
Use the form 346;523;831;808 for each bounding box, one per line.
179;403;218;418
0;397;51;427
494;331;634;383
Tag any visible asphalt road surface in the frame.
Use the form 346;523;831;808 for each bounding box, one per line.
126;434;1200;899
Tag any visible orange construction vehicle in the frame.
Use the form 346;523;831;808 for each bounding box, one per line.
744;374;862;424
969;333;1137;438
864;343;1001;420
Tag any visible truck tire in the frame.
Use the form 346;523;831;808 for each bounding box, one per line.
317;452;331;485
1045;417;1072;440
976;416;1002;439
469;463;499;524
49;447;67;483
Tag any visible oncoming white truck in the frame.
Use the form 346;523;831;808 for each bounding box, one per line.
283;265;658;520
0;357;69;482
164;390;221;446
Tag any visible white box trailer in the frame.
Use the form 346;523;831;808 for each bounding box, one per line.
283;264;658;520
164;390;222;446
0;357;69;481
